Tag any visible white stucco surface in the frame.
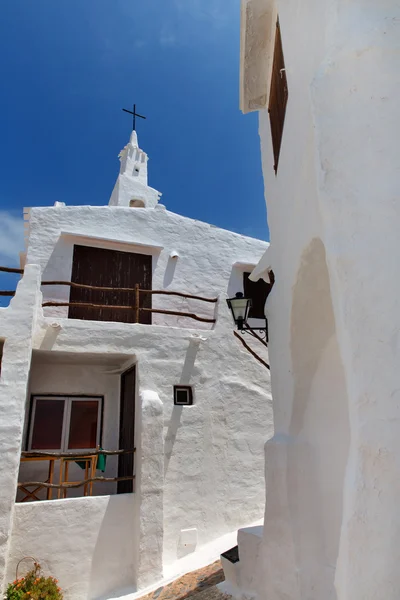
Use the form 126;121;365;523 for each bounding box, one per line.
235;1;400;599
26;204;267;329
1;131;272;598
0;266;42;593
7;495;136;600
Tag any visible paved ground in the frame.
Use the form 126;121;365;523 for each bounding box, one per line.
140;560;231;600
190;585;231;600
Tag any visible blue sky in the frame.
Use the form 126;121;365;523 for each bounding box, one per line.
0;0;268;276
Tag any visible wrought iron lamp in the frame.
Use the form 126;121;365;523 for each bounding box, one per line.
226;292;268;338
226;292;270;370
226;293;251;331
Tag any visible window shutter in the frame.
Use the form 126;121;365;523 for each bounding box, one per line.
69;245;152;324
268;20;288;173
243;272;274;319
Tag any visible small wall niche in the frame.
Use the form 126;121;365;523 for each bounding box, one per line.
173;386;193;406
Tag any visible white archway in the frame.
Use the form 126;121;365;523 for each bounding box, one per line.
288;238;350;600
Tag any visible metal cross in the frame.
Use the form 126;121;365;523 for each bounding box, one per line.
122;104;146;131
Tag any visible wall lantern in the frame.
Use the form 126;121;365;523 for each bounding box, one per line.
226;293;270;371
226;293;251;331
226;292;268;339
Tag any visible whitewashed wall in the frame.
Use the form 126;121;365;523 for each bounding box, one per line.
237;1;400;599
2;202;272;599
8;494;136;600
26;205;268;329
0;267;41;596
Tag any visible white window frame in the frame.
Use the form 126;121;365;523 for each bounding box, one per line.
28;395;102;453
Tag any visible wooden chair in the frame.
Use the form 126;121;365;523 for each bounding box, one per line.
58;450;98;499
19;456;57;501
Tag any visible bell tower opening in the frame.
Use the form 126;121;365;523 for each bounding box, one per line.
129;199;145;208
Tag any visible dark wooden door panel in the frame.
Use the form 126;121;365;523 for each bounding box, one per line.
243;272;273;319
69;245;152;323
118;366;135;494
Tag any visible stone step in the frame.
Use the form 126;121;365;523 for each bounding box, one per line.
219;526;263;599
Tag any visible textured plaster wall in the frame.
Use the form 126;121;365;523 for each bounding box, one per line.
3;202;272;598
238;0;400;599
7;495;136;600
285;240;349;600
26;205;268;328
0;266;41;595
28;310;272;579
7;383;164;600
133;390;164;590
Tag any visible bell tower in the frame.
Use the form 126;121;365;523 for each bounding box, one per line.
109;130;162;209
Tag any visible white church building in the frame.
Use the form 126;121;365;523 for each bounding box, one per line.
221;1;400;600
0;129;273;599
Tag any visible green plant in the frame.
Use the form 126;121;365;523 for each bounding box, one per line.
5;562;63;600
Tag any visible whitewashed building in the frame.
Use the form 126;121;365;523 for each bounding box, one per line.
221;1;400;600
0;130;273;599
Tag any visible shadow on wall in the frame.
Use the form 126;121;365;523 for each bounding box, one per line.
89;494;136;600
288;238;350;600
164;340;200;476
39;325;62;351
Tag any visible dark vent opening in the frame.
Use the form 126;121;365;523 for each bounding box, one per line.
174;385;193;406
221;545;239;564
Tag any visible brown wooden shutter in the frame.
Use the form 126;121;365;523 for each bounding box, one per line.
268;20;288;173
69;245;152;324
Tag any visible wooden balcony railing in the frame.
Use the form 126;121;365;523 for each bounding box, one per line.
0;266;218;324
18;448;135;502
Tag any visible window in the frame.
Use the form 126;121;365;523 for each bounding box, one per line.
268;20;288;173
174;386;193;406
243;271;275;319
28;396;102;451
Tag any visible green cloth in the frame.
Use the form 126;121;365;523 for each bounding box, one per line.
76;449;107;473
96;451;107;472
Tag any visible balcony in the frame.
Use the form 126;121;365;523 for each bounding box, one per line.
15;349;138;503
18;448;135;502
0;265;218;329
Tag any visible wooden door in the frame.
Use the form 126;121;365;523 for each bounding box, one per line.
69;245;152;323
117;366;136;494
